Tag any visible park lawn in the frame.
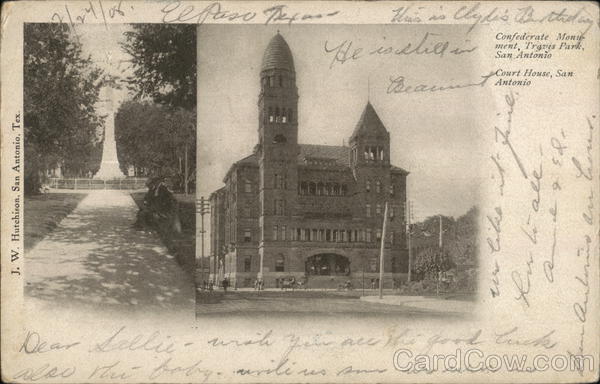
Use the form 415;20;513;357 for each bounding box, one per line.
24;193;87;251
131;192;196;276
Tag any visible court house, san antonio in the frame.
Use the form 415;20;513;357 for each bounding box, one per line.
209;33;410;288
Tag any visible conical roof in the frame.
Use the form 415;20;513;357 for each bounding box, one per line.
350;102;389;141
261;33;295;73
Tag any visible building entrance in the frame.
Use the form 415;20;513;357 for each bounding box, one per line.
305;254;350;276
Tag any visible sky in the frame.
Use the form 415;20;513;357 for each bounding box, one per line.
77;24;135;108
198;24;489;220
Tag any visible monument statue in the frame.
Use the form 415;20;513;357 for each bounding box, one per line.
94;86;125;179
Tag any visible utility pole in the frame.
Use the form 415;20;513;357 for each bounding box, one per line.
184;143;189;195
379;202;389;299
407;200;413;283
439;214;443;248
196;196;210;290
437;214;443;296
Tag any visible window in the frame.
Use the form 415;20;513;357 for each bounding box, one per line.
305;228;311;241
316;182;324;195
312;229;318;241
288;109;293;123
243;202;252;217
309;182;316;195
273;134;287;143
275;174;286;189
366;204;371;217
366;180;371;192
318;229;324;241
269;107;274;122
341;184;348;196
274;199;284;215
376;204;382;215
244;257;252;272
296;228;301;241
244;179;252;193
376;229;382;242
326;229;331;242
376;181;381;193
244;229;251;242
333;183;340;195
300;182;308;195
390;184;395;196
369;258;378;272
332;230;338;242
275;255;284;272
366;229;372;242
281;225;287;241
273;225;278;240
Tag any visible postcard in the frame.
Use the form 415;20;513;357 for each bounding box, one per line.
1;1;599;382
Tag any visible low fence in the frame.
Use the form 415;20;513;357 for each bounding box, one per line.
48;177;148;190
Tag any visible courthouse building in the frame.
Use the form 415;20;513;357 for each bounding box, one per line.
208;33;410;288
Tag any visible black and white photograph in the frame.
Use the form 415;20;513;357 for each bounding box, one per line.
2;1;598;383
195;25;484;317
22;23;197;313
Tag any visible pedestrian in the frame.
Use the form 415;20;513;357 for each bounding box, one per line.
222;277;229;292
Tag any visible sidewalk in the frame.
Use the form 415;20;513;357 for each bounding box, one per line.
25;190;194;311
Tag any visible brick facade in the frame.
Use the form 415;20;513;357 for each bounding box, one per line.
208;33;409;289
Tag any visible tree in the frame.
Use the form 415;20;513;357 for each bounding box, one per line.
120;25;196;110
115;101;196;193
119;24;196;193
24;23;106;194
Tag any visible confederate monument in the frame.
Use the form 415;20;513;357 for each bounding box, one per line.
94;86;125;179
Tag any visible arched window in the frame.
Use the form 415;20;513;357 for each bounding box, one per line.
316;182;324;195
282;109;287;123
333;183;340;195
268;107;274;123
376;181;381;193
300;181;308;195
341;184;348;196
275;255;284;272
275;107;280;123
366;180;371;192
309;182;316;195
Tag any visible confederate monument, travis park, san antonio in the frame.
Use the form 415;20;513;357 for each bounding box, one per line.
94;86;125;180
